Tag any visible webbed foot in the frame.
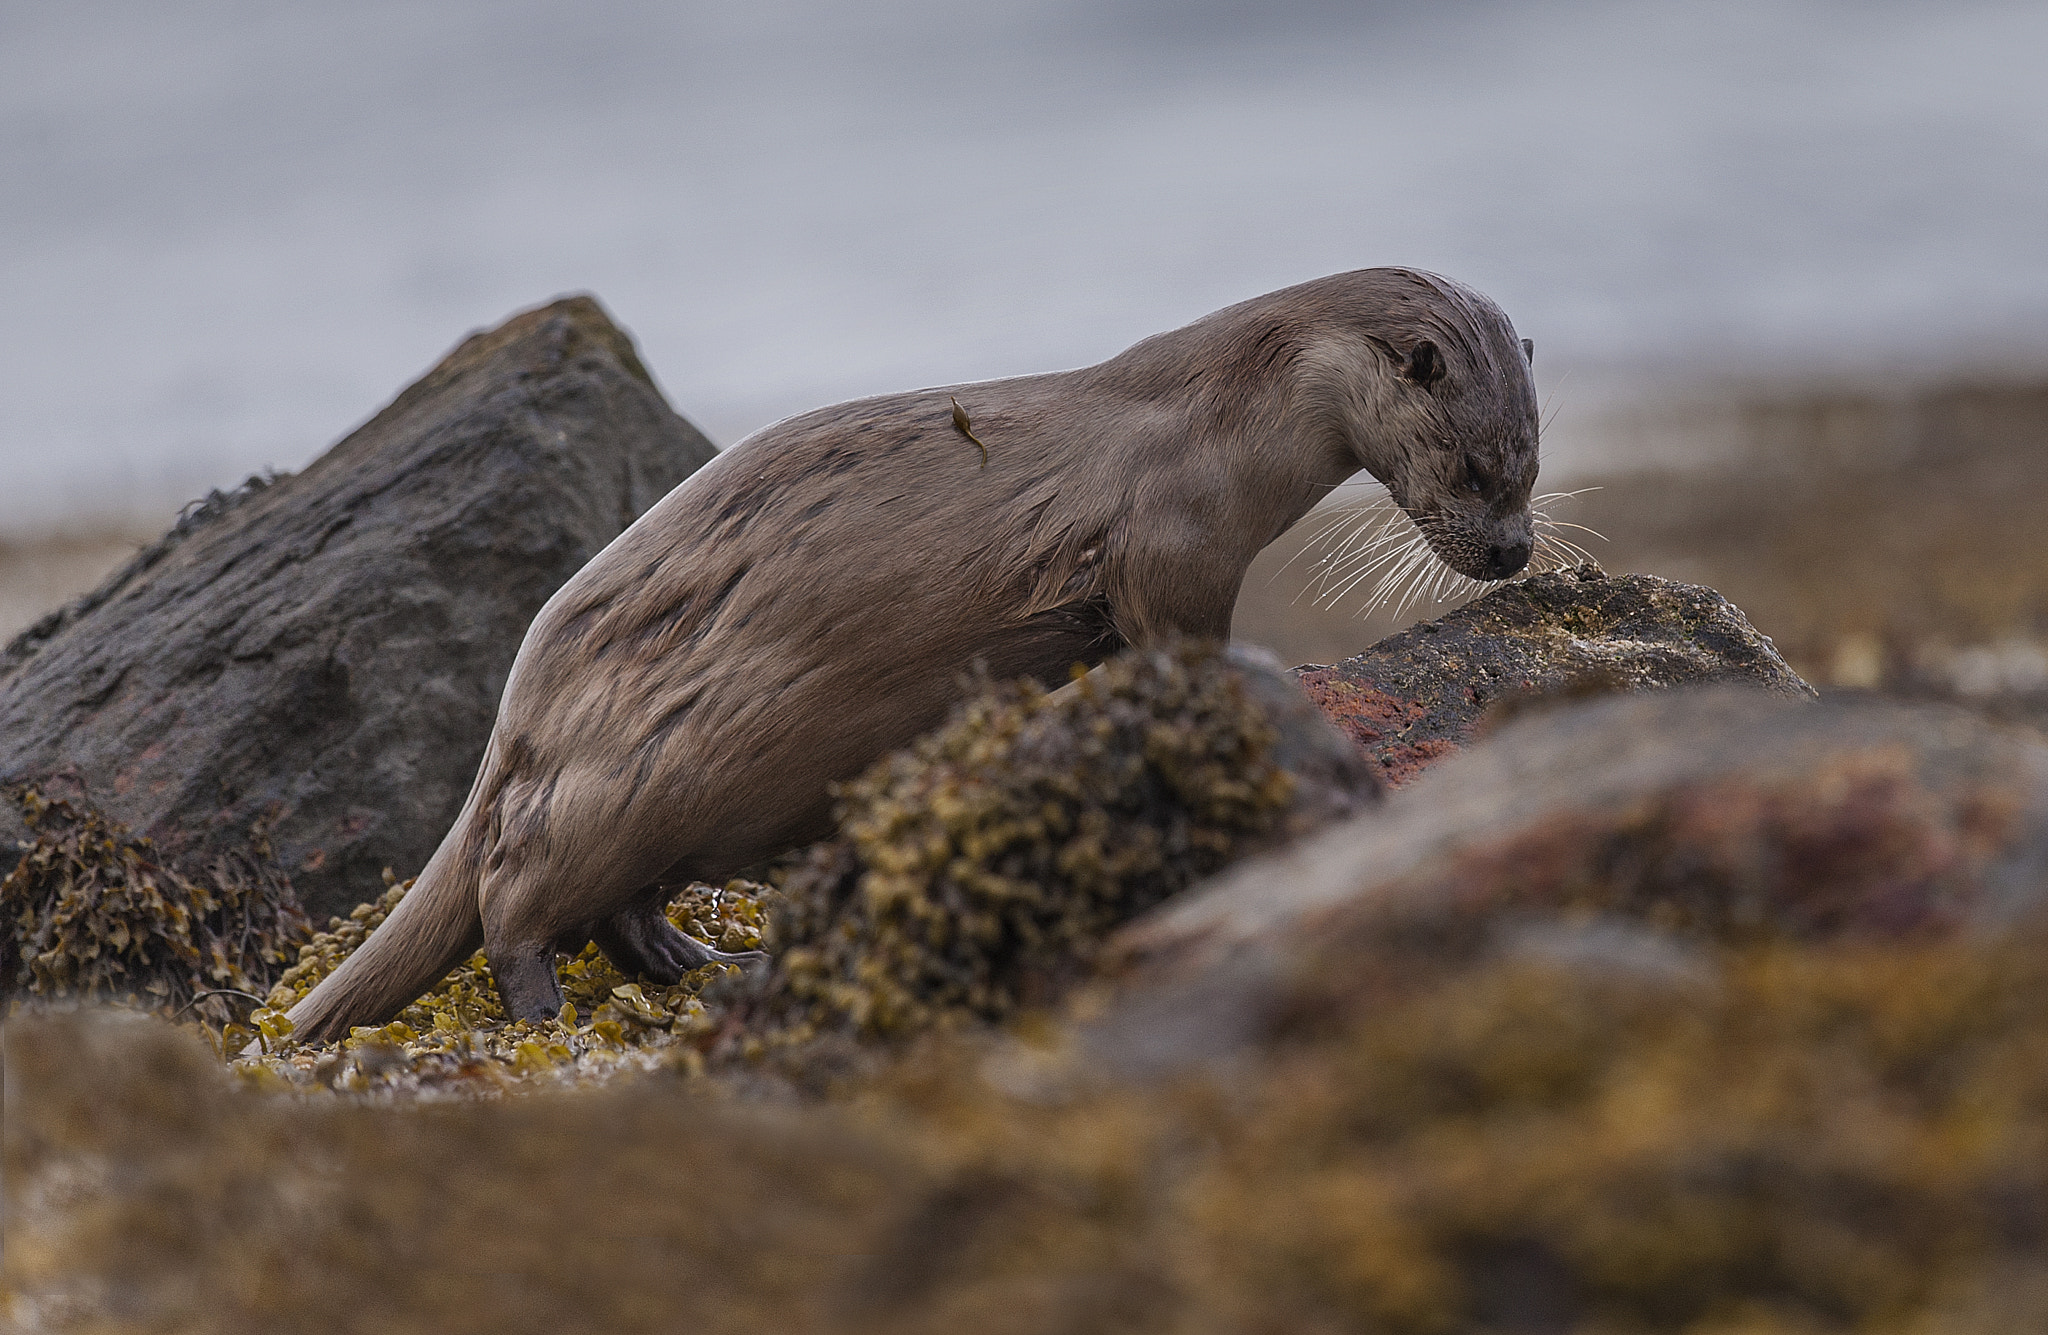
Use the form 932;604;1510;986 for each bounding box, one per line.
592;900;768;984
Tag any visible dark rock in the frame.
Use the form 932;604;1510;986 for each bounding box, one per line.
1291;566;1814;786
0;297;715;923
1092;687;2048;1074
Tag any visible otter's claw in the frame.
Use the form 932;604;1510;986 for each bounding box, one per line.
593;903;769;985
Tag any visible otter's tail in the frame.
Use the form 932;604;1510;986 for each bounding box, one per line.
280;798;490;1046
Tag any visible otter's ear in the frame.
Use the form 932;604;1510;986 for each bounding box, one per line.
1400;339;1444;388
1521;337;1535;365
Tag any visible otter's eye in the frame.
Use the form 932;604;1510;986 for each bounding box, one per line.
1461;455;1487;497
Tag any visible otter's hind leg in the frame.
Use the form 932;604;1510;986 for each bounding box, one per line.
592;896;768;985
478;855;582;1024
487;933;567;1023
475;764;761;1018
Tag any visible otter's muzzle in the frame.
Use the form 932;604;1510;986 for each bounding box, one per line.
1483;538;1532;580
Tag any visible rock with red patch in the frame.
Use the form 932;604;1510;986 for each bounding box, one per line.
1291;567;1814;786
1090;687;2048;1073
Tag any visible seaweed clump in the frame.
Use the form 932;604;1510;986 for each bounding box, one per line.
233;873;769;1094
1;783;309;1021
762;640;1295;1047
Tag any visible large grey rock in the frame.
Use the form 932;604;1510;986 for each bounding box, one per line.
0;296;715;923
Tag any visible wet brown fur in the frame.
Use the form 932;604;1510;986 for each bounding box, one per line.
285;268;1540;1042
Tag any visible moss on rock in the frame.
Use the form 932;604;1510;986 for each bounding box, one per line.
756;640;1297;1049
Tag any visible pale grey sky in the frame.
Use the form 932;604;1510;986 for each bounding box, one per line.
5;0;2046;535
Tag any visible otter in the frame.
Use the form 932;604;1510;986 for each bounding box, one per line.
282;267;1541;1043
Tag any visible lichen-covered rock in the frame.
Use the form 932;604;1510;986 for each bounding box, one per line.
11;669;2046;1335
0;296;716;924
0;784;308;1020
750;641;1377;1052
1095;686;2048;1073
1294;566;1814;786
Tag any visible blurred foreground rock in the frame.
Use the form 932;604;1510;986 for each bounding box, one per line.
0;297;713;923
3;1009;918;1334
13;907;2047;1333
1293;566;1814;785
1095;687;2048;1073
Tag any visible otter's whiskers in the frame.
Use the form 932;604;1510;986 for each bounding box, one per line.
1298;485;1605;619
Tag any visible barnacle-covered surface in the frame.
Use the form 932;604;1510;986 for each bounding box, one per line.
0;783;309;1021
754;640;1297;1053
11;917;2046;1334
228;874;770;1095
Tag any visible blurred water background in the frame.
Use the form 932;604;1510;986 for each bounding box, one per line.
5;0;2047;655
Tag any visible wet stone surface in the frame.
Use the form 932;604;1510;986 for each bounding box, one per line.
1291;566;1815;786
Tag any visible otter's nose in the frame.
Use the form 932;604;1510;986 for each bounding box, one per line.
1485;539;1531;579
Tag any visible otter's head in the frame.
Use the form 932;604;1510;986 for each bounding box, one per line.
1309;269;1540;582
